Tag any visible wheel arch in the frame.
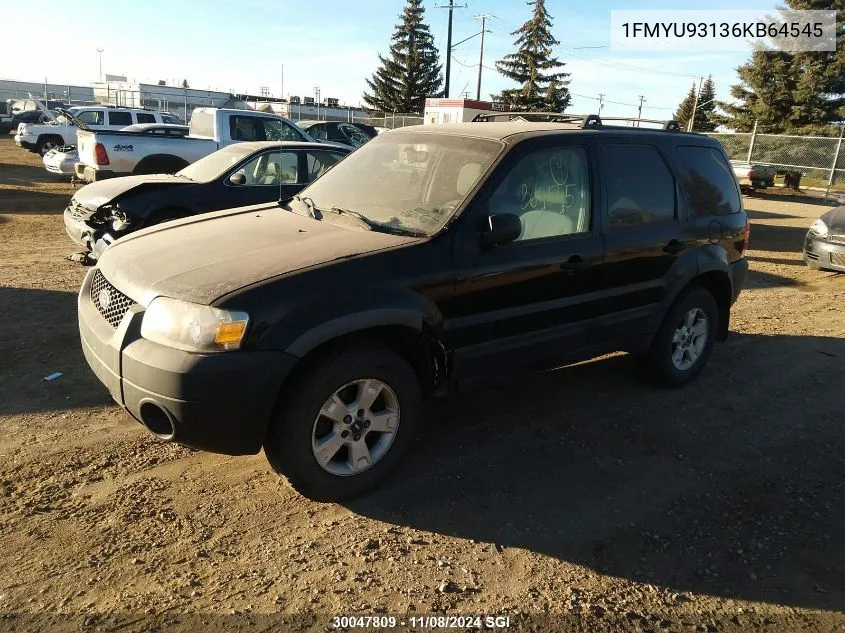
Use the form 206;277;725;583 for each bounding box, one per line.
133;154;190;175
284;312;447;395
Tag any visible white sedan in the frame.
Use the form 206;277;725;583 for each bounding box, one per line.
43;147;78;176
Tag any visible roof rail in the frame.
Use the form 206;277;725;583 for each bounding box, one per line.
599;117;682;131
471;111;684;132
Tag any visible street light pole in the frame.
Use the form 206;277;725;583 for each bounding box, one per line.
474;14;492;101
96;49;104;82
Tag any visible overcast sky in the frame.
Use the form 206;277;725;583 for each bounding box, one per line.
1;0;779;117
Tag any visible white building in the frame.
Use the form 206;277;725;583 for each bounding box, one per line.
423;98;509;124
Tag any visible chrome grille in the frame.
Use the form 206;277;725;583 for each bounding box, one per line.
829;233;845;245
830;252;845;267
90;270;134;328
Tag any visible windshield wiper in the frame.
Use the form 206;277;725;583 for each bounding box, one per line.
324;206;378;231
292;194;320;218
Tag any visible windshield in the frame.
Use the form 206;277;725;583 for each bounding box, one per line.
297;132;502;236
177;144;260;182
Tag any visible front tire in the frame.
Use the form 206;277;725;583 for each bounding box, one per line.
644;286;718;388
36;136;62;156
264;343;421;501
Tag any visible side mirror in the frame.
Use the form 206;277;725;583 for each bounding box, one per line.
480;213;521;248
229;172;246;186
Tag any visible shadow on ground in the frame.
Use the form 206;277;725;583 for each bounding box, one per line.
745;190;842;207
0;287;111;416
0;189;71;214
350;332;845;612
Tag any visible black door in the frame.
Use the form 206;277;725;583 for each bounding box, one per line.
223;149;308;208
442;139;606;378
594;141;697;343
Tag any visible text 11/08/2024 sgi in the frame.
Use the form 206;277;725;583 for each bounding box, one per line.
332;615;512;629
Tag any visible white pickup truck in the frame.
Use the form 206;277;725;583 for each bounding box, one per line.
15;101;181;156
730;160;777;191
74;107;338;182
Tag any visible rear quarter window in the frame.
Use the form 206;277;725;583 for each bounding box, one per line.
136;112;156;124
676;145;741;217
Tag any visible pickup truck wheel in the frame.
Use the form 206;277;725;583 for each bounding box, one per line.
644;287;718;388
264;344;421;501
36;136;62;156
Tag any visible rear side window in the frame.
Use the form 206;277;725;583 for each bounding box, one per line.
107;111;132;126
676;146;741;216
161;114;181;124
603;145;675;231
136;112;156;124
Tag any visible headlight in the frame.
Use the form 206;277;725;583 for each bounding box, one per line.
141;297;249;352
809;218;829;238
19;128;31;137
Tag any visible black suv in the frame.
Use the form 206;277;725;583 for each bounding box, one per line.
77;116;749;501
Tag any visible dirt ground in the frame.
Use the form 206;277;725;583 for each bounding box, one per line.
1;134;844;633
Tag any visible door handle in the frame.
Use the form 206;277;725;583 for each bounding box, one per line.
663;239;685;255
560;255;589;271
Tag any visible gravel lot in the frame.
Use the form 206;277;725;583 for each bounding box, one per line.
1;135;844;633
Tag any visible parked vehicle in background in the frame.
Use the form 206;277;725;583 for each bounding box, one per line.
731;160;776;191
15;104;181;156
803;206;845;272
297;120;376;148
0;102;13;133
74;108;343;182
12;109;52;127
77;116;749;501
64;141;350;259
44;124;190;177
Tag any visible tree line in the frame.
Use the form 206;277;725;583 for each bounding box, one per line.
364;0;569;114
363;0;843;138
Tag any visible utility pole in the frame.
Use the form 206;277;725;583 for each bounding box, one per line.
281;64;284;102
437;0;468;98
636;95;645;127
96;49;104;82
597;93;605;115
688;75;704;132
314;86;321;120
474;15;492;100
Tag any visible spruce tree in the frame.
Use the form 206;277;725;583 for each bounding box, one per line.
718;0;844;134
363;0;442;114
674;83;698;131
494;0;570;111
696;76;718;132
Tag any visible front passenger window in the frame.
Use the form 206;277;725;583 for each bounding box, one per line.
488;147;591;241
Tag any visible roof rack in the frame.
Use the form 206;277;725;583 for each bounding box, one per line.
599;116;682;131
471;111;683;132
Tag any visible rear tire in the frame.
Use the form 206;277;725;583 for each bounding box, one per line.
644;286;718;388
264;343;421;501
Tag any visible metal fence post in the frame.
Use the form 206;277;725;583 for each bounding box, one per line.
747;120;758;163
826;125;844;198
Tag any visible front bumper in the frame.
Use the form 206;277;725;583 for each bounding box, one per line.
63;208;93;249
804;233;845;272
45;155;78;175
77;268;298;455
14;136;35;151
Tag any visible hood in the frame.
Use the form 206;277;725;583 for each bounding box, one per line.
822;206;845;235
97;205;419;306
73;174;185;210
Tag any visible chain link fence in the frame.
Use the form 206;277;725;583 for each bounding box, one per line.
354;113;424;129
708;126;845;193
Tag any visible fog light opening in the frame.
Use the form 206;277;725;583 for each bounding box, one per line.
138;401;175;440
